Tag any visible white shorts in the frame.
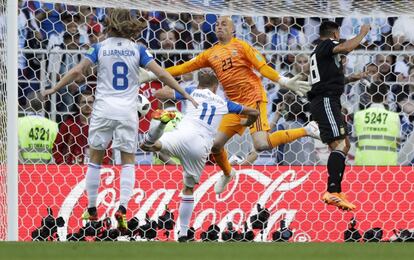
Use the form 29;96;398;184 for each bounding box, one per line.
88;116;138;154
159;129;212;188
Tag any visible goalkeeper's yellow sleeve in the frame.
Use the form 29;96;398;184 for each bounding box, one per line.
166;50;210;76
259;64;281;82
166;63;193;77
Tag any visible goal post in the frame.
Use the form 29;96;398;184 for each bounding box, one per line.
5;0;19;241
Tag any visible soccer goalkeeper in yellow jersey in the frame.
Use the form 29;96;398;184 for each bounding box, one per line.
142;16;320;194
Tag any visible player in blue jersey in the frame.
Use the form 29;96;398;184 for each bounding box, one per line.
43;9;198;231
140;69;259;242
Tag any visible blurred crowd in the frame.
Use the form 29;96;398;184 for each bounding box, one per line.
5;0;414;166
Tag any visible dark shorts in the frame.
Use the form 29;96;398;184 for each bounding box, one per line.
310;96;347;144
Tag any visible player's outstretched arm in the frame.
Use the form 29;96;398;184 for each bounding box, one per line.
42;59;92;97
259;64;311;97
333;24;371;54
138;60;199;84
146;61;198;108
166;59;198;77
153;87;175;101
139;52;209;84
239;107;259;127
166;52;208;77
240;40;310;96
138;67;157;84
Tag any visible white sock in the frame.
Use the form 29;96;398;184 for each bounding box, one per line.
179;194;194;237
119;164;135;209
144;120;166;145
85;163;101;208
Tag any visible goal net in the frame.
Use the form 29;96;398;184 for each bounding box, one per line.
1;0;414;241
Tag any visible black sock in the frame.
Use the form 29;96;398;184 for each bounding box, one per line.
327;150;346;193
118;205;127;214
88;207;97;215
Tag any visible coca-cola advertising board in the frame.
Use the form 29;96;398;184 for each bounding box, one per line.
17;165;414;241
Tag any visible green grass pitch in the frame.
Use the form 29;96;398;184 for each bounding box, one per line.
0;242;413;260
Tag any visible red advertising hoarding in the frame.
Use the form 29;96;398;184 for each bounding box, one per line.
18;165;414;241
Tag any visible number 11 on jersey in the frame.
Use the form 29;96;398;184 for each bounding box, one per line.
199;102;216;125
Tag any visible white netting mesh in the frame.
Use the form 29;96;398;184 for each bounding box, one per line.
0;0;413;241
44;0;414;17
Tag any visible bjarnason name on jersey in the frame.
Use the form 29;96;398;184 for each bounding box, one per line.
102;49;135;57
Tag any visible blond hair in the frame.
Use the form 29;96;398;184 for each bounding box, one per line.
104;8;145;39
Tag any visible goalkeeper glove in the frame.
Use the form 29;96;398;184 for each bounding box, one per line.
278;75;311;97
138;68;157;84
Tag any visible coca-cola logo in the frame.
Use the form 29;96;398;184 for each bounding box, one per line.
17;165;414;241
57;168;311;241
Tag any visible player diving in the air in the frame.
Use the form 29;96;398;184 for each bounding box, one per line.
140;69;259;242
43;8;198;231
141;16;320;195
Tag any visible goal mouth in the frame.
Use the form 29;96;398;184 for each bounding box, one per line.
0;0;413;242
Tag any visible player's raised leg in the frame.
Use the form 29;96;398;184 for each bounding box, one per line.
213;102;319;194
212;108;260;194
252;101;319;152
211;113;240;177
252;124;319;152
142;109;176;148
211;131;236;194
140;123;206;242
140;124;196;242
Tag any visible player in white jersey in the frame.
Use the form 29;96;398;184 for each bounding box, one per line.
42;9;198;231
140;69;259;242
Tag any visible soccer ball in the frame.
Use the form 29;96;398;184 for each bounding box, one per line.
137;94;151;118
